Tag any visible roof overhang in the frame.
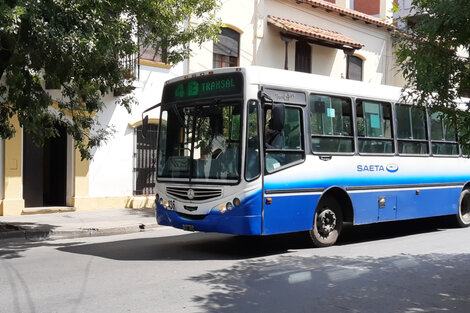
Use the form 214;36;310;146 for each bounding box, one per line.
267;15;363;52
287;0;395;31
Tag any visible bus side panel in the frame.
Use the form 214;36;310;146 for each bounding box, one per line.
350;187;461;225
396;187;460;220
262;194;321;235
349;192;383;224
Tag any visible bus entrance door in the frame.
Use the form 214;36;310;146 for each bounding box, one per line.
378;195;397;221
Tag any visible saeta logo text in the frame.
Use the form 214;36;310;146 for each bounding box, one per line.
357;163;399;173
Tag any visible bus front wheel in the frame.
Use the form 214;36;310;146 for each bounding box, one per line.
456;189;470;227
309;198;343;247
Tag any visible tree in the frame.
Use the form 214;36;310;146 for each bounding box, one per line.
0;0;221;159
393;0;470;154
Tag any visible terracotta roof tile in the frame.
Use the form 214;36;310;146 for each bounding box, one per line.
296;0;394;29
267;15;364;49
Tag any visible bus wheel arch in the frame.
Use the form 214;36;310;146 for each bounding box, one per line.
321;187;354;223
309;187;353;247
456;185;470;227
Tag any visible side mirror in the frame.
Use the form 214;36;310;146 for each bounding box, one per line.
142;115;149;138
269;103;285;131
141;102;162;138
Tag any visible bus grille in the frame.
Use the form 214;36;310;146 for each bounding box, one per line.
166;186;222;201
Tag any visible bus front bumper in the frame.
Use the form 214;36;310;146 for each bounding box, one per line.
156;207;262;235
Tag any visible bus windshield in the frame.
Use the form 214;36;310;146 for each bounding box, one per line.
157;101;241;182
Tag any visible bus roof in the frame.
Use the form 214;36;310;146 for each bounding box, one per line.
164;66;469;106
245;66;403;102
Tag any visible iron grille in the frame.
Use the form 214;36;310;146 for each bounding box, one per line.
113;52;139;96
166;186;222;201
134;125;158;195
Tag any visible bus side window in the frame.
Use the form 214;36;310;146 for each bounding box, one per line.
265;106;304;173
396;104;429;155
310;94;353;153
356;99;394;154
430;112;459;155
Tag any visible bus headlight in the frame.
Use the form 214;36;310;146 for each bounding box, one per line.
217;199;239;213
233;198;240;207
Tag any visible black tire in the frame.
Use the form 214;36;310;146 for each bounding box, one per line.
309;197;343;247
456;189;470;227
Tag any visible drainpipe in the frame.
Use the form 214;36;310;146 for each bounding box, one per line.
280;33;293;70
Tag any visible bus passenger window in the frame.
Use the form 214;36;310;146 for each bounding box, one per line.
430;112;459;155
356;100;394;154
265;106;304;173
310;94;353;153
396;104;429;155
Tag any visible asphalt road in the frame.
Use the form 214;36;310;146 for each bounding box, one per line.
1;218;470;313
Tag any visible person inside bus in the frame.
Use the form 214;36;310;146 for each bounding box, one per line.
265;104;285;149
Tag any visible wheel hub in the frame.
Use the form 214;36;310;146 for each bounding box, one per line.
317;209;336;236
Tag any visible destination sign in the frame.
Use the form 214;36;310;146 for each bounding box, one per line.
263;88;307;105
162;72;244;103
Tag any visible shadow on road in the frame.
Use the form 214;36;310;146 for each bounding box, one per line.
188;253;470;313
53;217;450;262
0;239;82;259
337;217;447;246
0;216;453;262
57;232;302;261
3;217;468;312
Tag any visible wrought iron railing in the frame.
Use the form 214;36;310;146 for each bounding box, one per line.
133;125;158;195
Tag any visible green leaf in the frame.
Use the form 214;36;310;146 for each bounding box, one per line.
0;0;221;159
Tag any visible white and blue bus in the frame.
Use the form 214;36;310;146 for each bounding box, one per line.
144;66;470;247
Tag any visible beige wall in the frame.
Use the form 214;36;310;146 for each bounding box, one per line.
1;117;24;215
311;45;343;77
336;0;350;9
380;0;395;20
189;0;400;87
0;139;3;210
262;0;393;84
189;0;256;73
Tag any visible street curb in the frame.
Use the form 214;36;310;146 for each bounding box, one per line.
49;224;160;240
0;229;51;241
0;223;160;241
0;230;28;240
21;207;76;215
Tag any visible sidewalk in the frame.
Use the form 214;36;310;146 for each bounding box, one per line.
0;207;159;241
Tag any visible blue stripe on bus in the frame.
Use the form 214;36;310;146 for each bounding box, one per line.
264;175;468;191
350;187;460;224
261;184;461;232
157;174;468;236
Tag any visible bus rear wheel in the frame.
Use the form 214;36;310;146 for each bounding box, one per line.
309;198;343;247
456;189;470;227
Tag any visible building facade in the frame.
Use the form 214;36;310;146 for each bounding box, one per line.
0;0;403;215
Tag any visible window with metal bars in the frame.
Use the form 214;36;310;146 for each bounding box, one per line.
134;124;158;195
295;40;311;73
